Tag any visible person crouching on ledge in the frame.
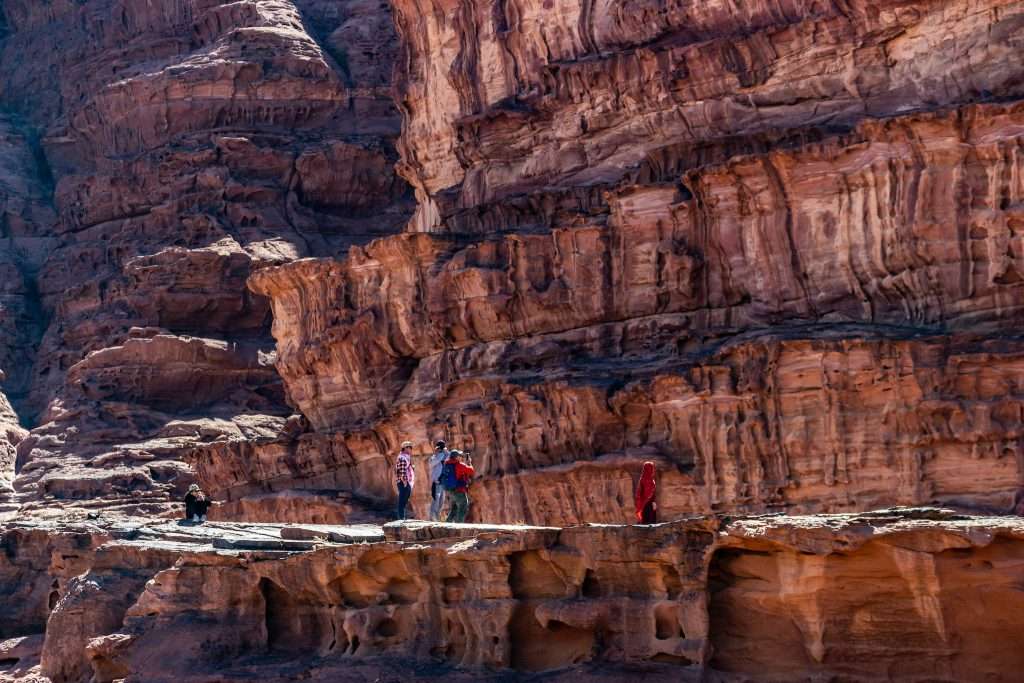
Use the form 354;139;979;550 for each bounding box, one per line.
635;461;657;524
395;440;416;520
184;484;210;523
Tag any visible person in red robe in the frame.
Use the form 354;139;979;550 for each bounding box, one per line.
635;461;657;524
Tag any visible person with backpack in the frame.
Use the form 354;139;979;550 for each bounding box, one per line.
442;449;475;523
634;461;657;524
184;483;211;523
394;440;416;520
428;439;449;521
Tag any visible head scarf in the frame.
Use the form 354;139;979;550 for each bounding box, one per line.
635;461;656;521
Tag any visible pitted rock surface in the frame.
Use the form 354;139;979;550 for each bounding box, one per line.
2;510;1024;681
0;1;1023;681
0;0;413;516
243;1;1024;526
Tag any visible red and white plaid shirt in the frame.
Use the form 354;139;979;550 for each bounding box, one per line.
395;452;415;486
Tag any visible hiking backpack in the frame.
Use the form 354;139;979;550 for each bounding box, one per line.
441;462;461;491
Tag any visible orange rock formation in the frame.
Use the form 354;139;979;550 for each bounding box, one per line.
3;510;1024;682
0;0;1023;680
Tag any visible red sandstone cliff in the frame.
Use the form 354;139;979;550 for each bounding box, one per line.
0;0;412;517
0;0;1019;528
243;0;1024;525
2;510;1024;682
0;0;1023;681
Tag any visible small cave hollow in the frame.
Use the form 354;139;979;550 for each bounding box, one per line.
443;575;467;603
660;565;684;599
437;616;468;663
375;617;399;638
327;571;380;609
654;603;685;640
509;604;595;671
708;547;807;673
384;577;419;605
260;578;332;655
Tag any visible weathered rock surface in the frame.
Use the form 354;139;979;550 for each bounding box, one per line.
0;0;1019;532
250;99;1024;523
0;0;413;514
259;98;1024;409
0;391;26;511
293;0;1020;527
2;510;1023;682
224;0;1024;527
393;0;1024;229
195;325;1024;523
0;1;1023;680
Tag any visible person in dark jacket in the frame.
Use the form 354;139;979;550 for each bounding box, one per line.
443;450;475;523
634;461;657;524
184;484;211;523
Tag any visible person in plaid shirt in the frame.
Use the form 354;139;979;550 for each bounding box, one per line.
395;440;416;520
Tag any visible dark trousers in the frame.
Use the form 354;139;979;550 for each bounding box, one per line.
396;482;412;520
184;497;209;520
640;500;657;524
446;491;470;523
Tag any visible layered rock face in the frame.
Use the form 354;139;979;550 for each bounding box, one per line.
392;0;1024;228
246;0;1024;524
2;510;1023;682
0;2;1023;680
0;0;412;515
0;0;1017;529
193;316;1024;524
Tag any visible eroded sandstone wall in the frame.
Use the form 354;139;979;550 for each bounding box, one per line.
1;4;1022;682
0;0;1018;539
189;327;1024;524
249;97;1024;523
0;0;413;517
392;0;1024;231
2;511;1022;682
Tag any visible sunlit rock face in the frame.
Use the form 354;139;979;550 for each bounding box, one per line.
0;0;413;516
0;2;1023;682
246;0;1024;525
391;0;1024;231
0;0;1020;530
2;511;1024;682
